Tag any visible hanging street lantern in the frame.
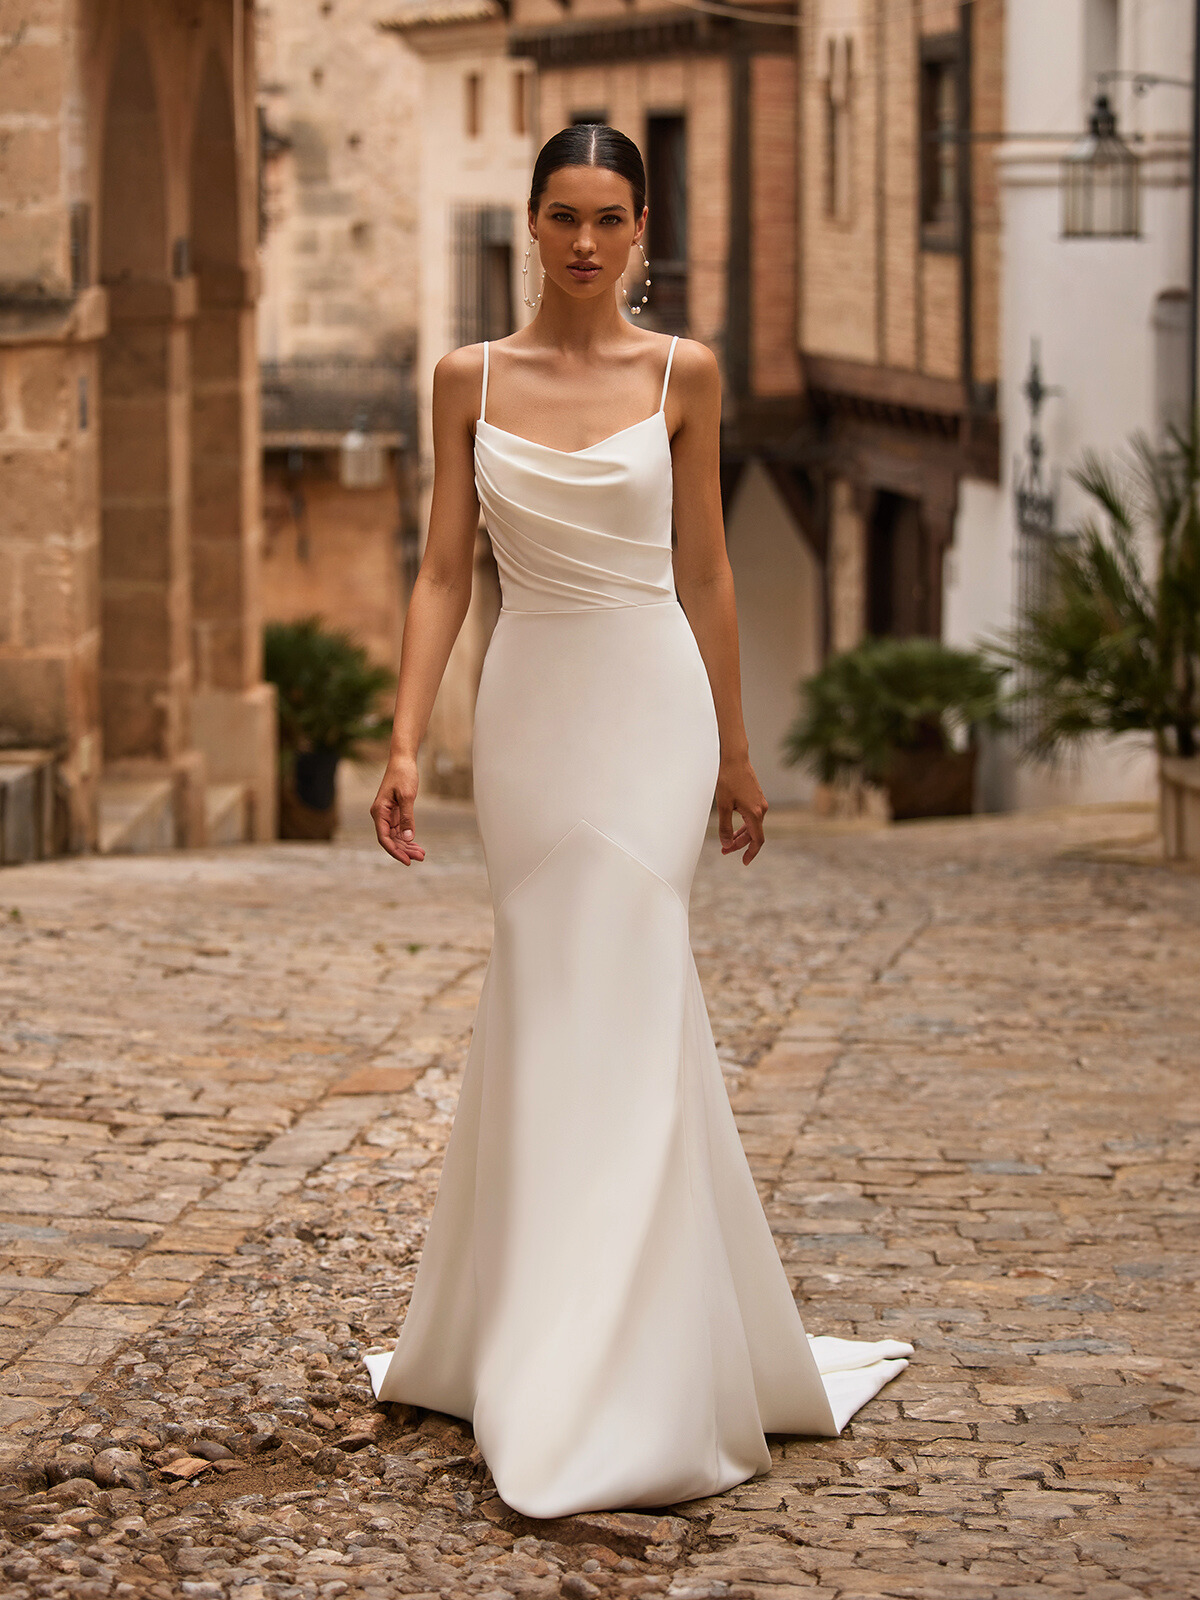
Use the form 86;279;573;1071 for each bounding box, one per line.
1061;93;1141;239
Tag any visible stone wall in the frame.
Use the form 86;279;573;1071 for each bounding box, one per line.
0;0;273;851
261;452;409;674
254;0;422;762
256;0;422;367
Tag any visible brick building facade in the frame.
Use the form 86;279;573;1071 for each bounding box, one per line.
255;0;422;679
798;0;1003;656
0;0;273;857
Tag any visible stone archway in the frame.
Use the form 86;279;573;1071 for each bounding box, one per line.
98;28;204;844
186;40;275;842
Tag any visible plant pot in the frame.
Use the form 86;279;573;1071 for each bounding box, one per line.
812;774;891;822
279;783;338;842
884;746;977;821
1159;755;1200;861
278;747;340;841
294;746;340;811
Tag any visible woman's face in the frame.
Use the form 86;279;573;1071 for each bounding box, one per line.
528;163;648;307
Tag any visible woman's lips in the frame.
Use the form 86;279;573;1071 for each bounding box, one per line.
567;264;601;280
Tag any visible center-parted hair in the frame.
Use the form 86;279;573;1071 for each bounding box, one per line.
529;124;647;219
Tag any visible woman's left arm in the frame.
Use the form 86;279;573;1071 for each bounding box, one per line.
669;339;768;864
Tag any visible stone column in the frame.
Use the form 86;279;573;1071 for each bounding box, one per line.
100;278;195;763
187;38;276;842
98;275;206;846
189;262;277;843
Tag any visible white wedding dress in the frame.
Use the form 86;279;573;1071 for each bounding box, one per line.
364;336;911;1518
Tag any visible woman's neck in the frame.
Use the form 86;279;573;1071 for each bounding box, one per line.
525;283;635;351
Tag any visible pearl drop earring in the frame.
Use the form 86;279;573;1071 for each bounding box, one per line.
621;242;652;316
522;237;543;309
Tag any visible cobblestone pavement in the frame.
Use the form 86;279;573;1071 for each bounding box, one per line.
0;798;1196;1600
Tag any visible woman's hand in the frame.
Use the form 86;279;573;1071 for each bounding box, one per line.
716;751;768;864
371;755;426;866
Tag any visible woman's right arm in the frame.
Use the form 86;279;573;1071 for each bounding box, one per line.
371;346;483;864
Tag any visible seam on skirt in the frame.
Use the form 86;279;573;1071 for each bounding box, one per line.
498;597;678;617
495;817;690;920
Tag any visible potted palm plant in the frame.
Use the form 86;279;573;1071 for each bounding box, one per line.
783;636;1008;821
992;424;1200;860
264;617;393;840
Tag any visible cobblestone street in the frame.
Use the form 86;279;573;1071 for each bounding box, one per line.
0;800;1196;1600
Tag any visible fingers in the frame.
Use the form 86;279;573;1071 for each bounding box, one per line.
741;804;766;865
371;784;425;866
717;793;735;850
720;797;766;864
396;786;416;839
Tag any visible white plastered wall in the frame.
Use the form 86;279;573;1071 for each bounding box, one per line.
944;0;1190;810
725;460;823;805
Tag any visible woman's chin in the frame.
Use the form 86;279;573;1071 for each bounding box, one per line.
554;272;612;298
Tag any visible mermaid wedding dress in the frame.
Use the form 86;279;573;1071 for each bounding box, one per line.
364;336;911;1518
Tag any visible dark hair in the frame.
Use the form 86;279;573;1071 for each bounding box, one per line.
529;124;647;218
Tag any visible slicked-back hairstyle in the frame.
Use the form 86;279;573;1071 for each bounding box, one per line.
529;123;647;218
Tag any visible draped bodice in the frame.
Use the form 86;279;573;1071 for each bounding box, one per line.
473;336;678;614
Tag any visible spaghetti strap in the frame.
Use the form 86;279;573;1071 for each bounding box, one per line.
480;341;490;424
658;335;679;413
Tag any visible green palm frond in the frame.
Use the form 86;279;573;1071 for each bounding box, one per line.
782;637;1009;785
990;418;1200;762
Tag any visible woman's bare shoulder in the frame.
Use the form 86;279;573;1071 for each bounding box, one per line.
661;337;720;426
431;344;490;436
667;335;719;385
433;341;486;394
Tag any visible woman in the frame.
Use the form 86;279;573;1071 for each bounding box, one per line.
365;124;911;1519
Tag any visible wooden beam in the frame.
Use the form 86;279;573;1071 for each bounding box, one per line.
803;352;969;418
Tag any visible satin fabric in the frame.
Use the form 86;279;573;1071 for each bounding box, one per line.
364;337;911;1517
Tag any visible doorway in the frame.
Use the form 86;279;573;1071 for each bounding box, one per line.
866;489;934;637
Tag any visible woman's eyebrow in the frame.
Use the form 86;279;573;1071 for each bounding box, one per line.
544;200;629;216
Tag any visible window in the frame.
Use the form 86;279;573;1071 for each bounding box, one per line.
823;35;853;221
70;201;91;291
919;35;960;248
646;114;687;332
452;205;515;346
464;72;482;139
482;238;513;340
511;69;531;137
1153;289;1189;442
